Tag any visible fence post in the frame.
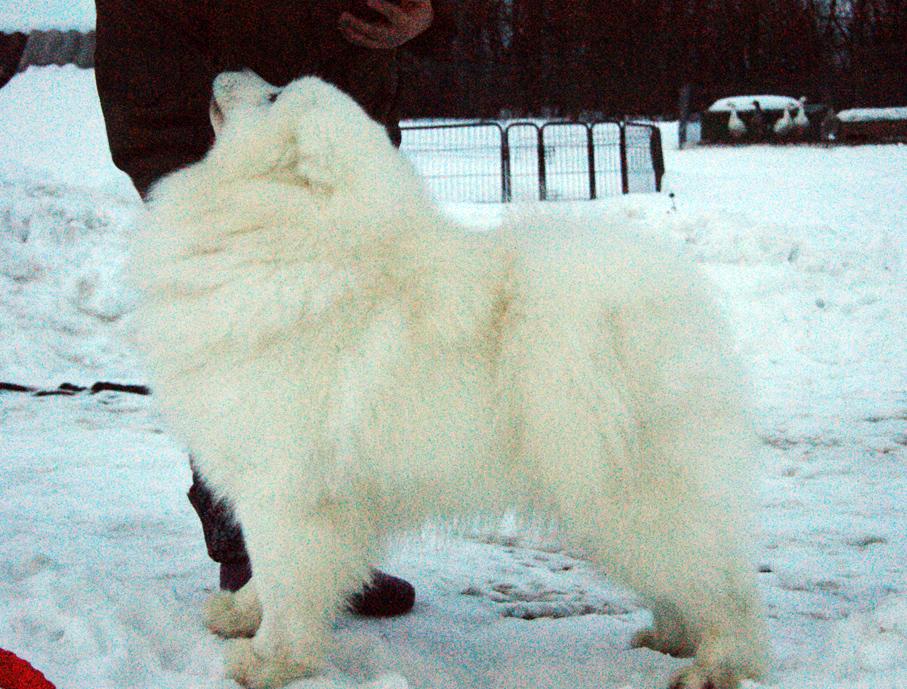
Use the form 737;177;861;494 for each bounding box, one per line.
537;124;547;201
501;124;511;203
586;124;597;200
678;83;692;149
649;126;665;192
618;122;629;195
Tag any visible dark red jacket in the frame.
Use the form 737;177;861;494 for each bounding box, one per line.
95;0;447;198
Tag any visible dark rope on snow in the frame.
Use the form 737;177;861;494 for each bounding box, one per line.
0;381;151;397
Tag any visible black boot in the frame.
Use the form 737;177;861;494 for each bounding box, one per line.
217;561;415;616
218;562;415;616
188;465;414;614
348;570;416;617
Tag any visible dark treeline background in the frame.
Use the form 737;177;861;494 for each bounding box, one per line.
399;0;907;118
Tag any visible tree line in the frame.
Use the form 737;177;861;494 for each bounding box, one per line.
399;0;907;118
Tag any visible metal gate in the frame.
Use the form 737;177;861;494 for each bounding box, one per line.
401;120;664;203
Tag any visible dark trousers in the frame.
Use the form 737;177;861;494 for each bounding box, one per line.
186;461;252;590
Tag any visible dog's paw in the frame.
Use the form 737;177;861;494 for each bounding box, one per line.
667;662;744;689
204;587;262;638
632;626;696;658
225;638;320;689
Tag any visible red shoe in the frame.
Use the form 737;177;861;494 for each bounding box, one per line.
0;648;56;689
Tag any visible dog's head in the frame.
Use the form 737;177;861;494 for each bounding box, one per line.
205;70;398;193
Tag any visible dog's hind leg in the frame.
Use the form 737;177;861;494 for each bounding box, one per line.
549;451;769;689
630;598;697;658
602;297;770;689
511;325;769;688
222;493;373;688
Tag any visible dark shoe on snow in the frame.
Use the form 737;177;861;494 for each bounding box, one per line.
219;562;414;617
348;570;416;617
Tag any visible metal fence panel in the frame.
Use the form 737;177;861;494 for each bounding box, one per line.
625;123;659;194
400;123;504;203
504;123;542;202
401;120;662;203
591;122;624;198
540;123;592;201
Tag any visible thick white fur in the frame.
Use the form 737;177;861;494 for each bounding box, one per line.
130;72;769;689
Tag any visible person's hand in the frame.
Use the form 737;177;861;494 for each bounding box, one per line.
339;0;433;49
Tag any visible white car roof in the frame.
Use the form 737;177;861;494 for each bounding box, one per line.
708;96;801;112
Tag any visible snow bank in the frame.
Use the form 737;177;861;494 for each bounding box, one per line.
0;67;133;195
838;107;907;123
0;2;95;32
0;169;141;387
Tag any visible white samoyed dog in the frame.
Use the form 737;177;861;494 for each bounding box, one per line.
129;71;769;689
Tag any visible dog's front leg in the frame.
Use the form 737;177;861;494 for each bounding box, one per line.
223;494;372;689
205;578;262;638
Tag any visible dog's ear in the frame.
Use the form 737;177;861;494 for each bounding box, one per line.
295;116;338;193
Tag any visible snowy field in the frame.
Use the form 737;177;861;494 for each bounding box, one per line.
1;67;905;689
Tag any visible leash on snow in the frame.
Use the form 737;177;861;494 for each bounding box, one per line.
0;381;151;397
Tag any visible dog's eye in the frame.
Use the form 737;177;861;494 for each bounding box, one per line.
267;92;279;104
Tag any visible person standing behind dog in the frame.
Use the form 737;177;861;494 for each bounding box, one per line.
95;0;448;616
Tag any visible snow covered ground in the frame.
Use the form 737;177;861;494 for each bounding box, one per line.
0;1;95;32
1;67;905;689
